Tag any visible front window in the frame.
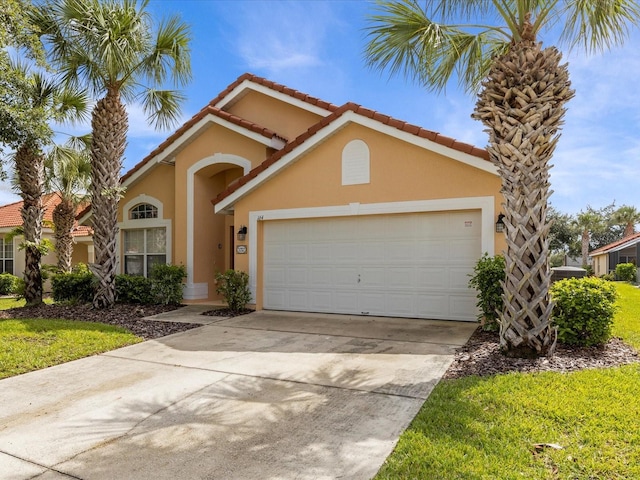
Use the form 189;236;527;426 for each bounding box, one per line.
0;238;13;274
129;203;158;220
124;228;166;276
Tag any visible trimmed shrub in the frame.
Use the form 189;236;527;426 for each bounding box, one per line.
71;262;91;275
115;274;154;304
150;264;186;305
601;272;616;282
468;253;505;332
550;277;618;346
615;262;637;283
215;270;252;313
0;273;20;295
51;272;95;303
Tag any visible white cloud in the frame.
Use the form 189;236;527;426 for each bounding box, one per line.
223;1;334;75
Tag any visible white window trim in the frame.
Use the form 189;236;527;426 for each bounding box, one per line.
0;237;15;275
119;194;172;273
247;196;495;300
185;153;251;299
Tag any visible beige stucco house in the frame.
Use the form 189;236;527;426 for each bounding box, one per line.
0;193;93;276
84;73;506;321
590;232;640;277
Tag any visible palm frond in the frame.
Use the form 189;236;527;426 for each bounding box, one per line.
560;0;640;52
140;88;185;131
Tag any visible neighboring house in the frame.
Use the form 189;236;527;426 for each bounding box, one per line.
590;232;640;276
0;193;93;276
81;73;506;321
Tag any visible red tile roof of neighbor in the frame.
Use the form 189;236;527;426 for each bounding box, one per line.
589;232;640;256
211;102;490;205
0;193;92;236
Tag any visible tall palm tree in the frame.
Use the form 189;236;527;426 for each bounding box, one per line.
35;0;192;308
11;66;89;305
575;208;605;268
45;135;92;273
365;0;639;356
612;205;640;238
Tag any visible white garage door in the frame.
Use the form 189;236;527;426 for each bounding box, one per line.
263;211;481;321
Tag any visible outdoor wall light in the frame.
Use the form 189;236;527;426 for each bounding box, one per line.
495;213;506;233
237;225;247;241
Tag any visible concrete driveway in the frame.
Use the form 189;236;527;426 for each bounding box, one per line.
0;309;476;480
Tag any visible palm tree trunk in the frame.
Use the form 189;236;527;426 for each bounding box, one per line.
90;86;127;309
53;198;76;273
14;143;44;305
581;229;590;268
473;37;574;357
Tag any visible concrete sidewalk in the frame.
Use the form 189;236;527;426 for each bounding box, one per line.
0;310;476;480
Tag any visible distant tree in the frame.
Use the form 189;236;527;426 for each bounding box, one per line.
575;207;606;267
8;64;89;305
548;206;578;257
45;135;92;272
612;205;640;238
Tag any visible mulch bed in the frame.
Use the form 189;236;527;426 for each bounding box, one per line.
443;327;640;379
0;303;200;340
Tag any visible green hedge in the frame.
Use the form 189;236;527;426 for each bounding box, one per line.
51;273;95;303
0;273;21;295
115;275;154;304
615;262;637;282
550;277;618;346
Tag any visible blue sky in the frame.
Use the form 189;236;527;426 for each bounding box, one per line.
3;0;638;215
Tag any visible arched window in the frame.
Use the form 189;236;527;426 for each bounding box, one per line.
342;139;370;185
129;203;158;220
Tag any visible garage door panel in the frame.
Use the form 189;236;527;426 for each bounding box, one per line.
334;267;358;286
264;211;481;321
449;266;474;289
359;292;386;314
335;290;358;311
310;267;332;285
417;294;449;317
287;267;308;286
449;295;477;320
361;267;386;287
417;267;448;289
388;267;415;288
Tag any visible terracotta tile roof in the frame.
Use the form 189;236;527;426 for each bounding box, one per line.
589;232;640;256
207;72;340;113
212;102;490;206
121;104;287;184
0;193;93;236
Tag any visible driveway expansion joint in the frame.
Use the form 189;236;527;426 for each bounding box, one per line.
0;449;82;480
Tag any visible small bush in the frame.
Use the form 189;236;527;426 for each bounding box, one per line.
615;262;637;283
550;277;618;346
150;264;186;305
51;272;95;303
468;254;505;332
115;274;154;304
601;272;616;282
0;273;20;295
71;262;91;275
215;270;252;313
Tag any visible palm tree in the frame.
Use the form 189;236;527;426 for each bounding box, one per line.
45;135;92;273
35;0;192;308
612;205;640;238
11;66;89;305
365;1;639;357
575;208;605;268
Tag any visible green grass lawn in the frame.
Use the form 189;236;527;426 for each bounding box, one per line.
0;296;26;310
0;319;142;379
376;282;640;480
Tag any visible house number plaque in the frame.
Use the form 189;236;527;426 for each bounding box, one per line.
236;245;247;254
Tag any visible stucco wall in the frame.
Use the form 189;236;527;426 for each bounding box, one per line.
225;90;324;142
228;123;505;307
